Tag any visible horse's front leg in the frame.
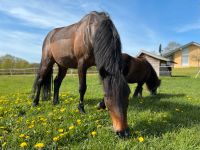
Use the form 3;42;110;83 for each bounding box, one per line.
78;62;87;113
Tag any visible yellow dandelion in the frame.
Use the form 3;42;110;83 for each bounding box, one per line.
25;135;30;139
2;142;6;147
58;129;64;133
20;142;28;148
69;125;75;130
53;136;59;142
28;124;34;128
97;124;102;128
91;131;97;136
34;143;45;149
76;119;81;125
42;122;47;126
60;108;66;112
138;136;144;142
59;133;65;138
19;134;26;138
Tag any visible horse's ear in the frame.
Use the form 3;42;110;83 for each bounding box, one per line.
99;67;109;79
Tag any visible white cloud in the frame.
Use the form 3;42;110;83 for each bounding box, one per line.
0;0;94;62
176;21;200;33
0;1;82;28
0;29;43;62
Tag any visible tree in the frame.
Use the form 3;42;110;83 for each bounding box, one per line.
164;41;181;53
0;54;38;69
159;44;162;56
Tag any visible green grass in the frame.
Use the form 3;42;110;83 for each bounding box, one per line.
0;68;200;149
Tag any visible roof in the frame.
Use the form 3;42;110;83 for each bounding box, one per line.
162;41;200;57
137;50;170;62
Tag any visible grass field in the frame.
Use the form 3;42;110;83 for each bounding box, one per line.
0;68;200;149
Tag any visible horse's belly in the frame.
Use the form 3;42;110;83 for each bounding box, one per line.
51;40;78;68
55;56;78;68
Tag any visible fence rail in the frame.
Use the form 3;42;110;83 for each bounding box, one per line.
0;68;98;75
0;66;172;76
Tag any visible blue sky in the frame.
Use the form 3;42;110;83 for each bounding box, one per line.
0;0;200;63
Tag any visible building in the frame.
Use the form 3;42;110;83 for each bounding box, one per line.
137;50;172;76
163;42;200;68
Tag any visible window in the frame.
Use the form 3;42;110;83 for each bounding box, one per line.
182;48;189;66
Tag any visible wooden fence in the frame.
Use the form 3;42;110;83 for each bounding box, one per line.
0;68;98;75
0;66;172;76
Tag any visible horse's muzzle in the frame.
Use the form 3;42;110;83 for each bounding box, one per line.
116;127;130;138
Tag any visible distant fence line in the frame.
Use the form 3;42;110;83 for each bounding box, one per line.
0;66;172;76
0;68;98;75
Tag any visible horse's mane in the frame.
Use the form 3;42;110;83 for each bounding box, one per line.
79;11;109;23
93;15;130;99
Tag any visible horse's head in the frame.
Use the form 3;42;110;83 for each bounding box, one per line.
150;79;161;95
100;68;130;138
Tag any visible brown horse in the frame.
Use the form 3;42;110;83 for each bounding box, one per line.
98;53;161;109
122;53;161;97
32;11;130;137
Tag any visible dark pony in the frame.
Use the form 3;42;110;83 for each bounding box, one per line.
122;53;161;97
32;11;130;137
98;53;161;110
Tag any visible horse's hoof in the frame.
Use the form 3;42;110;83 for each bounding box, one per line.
78;108;85;113
78;105;85;113
53;101;59;105
97;101;106;110
133;94;138;97
32;102;38;107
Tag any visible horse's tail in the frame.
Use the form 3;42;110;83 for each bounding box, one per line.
32;60;53;101
32;57;53;100
32;63;41;99
42;65;53;100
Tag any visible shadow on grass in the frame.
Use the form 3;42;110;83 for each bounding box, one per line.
171;75;190;77
129;93;200;137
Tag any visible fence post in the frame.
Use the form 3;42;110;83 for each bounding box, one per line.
10;69;12;76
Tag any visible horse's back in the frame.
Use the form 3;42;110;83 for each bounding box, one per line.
41;11;109;68
122;54;151;83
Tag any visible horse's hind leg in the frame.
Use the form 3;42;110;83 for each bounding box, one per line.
78;61;87;113
33;58;54;106
133;84;140;97
138;86;143;98
53;66;67;105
